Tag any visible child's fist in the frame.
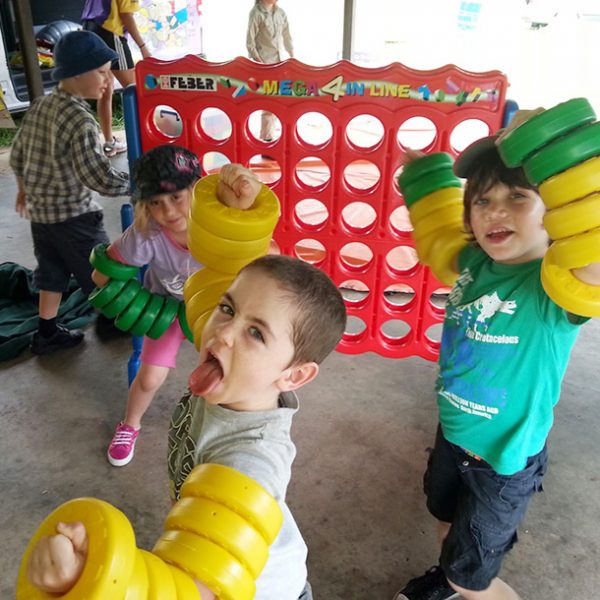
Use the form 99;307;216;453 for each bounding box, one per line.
496;107;546;143
217;164;261;210
27;521;88;594
401;148;427;166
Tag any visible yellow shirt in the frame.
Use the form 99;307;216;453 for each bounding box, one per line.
102;0;140;37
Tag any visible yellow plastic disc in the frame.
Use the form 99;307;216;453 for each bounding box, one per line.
187;238;265;275
16;498;136;600
408;187;464;224
123;553;149;600
539;155;600;210
190;174;280;242
543;193;600;240
412;203;464;240
153;530;255;600
541;248;600;317
549;226;600;270
184;268;233;304
412;230;437;265
165;496;269;579
426;228;468;286
186;280;231;331
139;549;177;600
165;564;201;600
192;307;215;351
188;217;272;260
180;464;283;545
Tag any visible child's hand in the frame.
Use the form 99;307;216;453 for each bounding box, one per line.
401;148;426;166
217;164;261;210
27;521;88;594
496;108;546;143
15;189;29;219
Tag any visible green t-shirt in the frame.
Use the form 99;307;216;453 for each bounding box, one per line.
437;245;586;475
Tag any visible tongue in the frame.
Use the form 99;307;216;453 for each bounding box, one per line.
189;359;223;396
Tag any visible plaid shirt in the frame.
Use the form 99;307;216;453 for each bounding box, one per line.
10;88;130;224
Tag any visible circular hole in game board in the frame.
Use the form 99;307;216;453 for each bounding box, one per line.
152;105;183;138
450;119;490;154
294;157;331;189
389;205;413;236
294;238;326;265
247;109;282;144
383;284;416;310
385;246;419;275
397;116;437;150
198;107;232;142
340;242;373;271
380;319;412;345
341;201;377;234
201;151;230;175
346;114;384;150
339;280;370;308
296;112;333;147
343;160;381;193
344;315;367;340
294;199;329;230
425;322;443;344
248;155;282;185
429;287;450;314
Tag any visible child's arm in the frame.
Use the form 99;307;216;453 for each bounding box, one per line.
216;164;262;209
119;12;151;59
27;522;88;594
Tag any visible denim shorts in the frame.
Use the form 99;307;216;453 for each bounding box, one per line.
424;426;547;591
31;211;109;295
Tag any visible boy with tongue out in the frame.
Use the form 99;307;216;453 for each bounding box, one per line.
169;253;347;600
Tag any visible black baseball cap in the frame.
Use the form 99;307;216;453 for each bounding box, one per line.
132;145;201;202
453;132;504;178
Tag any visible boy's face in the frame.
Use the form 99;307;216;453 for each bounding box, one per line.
189;268;318;411
70;61;112;100
468;182;549;264
147;187;192;236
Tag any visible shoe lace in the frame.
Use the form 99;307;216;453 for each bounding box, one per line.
111;427;137;447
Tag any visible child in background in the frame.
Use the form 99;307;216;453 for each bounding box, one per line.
393;127;600;600
92;146;262;467
27;254;347;600
10;30;130;356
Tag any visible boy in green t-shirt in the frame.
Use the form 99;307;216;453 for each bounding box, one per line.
393;124;600;600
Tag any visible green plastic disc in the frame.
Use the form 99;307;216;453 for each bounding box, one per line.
114;288;152;332
397;153;454;191
497;98;596;167
101;279;142;319
401;169;462;207
147;296;180;340
129;294;165;337
178;302;194;343
89;244;140;280
524;121;600;185
88;279;127;310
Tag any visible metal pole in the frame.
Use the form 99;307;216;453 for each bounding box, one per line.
13;0;43;101
342;0;355;61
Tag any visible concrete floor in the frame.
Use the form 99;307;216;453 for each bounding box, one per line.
1;148;599;599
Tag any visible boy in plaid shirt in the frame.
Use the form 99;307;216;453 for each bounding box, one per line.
10;31;130;354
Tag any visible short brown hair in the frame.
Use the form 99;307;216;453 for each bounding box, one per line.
463;148;539;234
240;255;346;365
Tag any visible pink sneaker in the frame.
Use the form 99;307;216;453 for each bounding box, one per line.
107;422;140;466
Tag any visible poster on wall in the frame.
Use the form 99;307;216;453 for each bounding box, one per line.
135;0;203;59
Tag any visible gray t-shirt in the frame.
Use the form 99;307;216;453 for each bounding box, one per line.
168;390;308;599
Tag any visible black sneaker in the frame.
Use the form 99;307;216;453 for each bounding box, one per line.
31;325;84;355
393;566;459;600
